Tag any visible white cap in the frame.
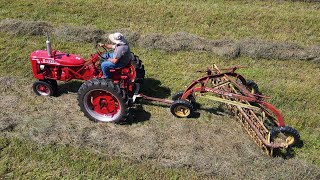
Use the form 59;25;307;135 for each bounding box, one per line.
108;32;127;45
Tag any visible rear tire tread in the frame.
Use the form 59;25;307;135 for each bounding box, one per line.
131;53;145;83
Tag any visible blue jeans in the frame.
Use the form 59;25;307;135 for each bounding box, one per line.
101;52;126;78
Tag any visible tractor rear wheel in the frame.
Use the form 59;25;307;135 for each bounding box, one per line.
270;126;300;148
131;53;145;84
33;80;55;96
77;78;129;123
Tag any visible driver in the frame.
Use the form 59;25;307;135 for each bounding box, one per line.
98;32;131;78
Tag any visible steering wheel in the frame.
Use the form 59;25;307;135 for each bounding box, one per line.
95;44;108;59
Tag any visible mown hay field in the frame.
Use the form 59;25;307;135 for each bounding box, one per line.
0;0;319;179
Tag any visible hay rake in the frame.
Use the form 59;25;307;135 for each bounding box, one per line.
141;64;300;155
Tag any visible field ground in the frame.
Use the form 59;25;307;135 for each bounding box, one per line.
0;0;320;179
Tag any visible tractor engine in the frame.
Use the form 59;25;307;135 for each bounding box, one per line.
30;50;97;81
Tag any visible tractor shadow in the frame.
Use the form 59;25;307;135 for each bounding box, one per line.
138;78;224;119
198;104;227;117
140;78;171;99
119;78;170;124
56;80;83;96
120;105;151;125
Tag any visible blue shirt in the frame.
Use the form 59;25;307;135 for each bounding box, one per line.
113;44;130;65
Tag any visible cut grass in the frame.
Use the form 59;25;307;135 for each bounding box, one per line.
0;33;319;179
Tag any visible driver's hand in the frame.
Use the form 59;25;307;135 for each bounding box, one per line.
98;43;104;47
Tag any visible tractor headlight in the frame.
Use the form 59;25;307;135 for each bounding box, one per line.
40;65;45;70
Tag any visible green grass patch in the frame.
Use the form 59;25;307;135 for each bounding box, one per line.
0;137;199;179
0;0;319;45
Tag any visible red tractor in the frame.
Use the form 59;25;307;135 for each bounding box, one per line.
30;33;145;122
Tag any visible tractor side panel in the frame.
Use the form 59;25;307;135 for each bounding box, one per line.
30;50;61;80
30;50;87;81
30;58;44;79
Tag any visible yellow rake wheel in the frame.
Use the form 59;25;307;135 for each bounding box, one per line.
173;105;191;117
170;100;193;118
270;126;300;148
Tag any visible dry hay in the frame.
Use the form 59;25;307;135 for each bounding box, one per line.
53;26;105;43
289;0;320;2
0;18;53;36
1;18;319;62
138;32;240;59
239;39;320;62
138;33;320;62
0;76;319;179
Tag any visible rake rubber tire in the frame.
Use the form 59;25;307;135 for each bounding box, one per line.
131;53;145;84
246;79;260;94
237;79;260;94
170;100;194;118
77;78;129;123
172;91;196;102
33;80;55;96
270;126;300;148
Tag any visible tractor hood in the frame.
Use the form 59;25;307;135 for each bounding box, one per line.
30;50;85;66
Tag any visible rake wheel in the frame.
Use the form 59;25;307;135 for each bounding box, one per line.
170;100;193;118
270;126;300;148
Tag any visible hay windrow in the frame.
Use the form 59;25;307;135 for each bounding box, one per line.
0;18;53;36
238;39;320;61
137;32;237;55
53;26;105;43
1;18;319;62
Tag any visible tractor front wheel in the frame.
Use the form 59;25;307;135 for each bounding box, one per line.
77;78;129;123
33;80;55;96
46;79;58;90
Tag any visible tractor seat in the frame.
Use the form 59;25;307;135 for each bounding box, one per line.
109;62;131;74
109;61;135;82
109;61;136;82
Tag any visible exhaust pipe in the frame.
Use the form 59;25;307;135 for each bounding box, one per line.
46;32;52;57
